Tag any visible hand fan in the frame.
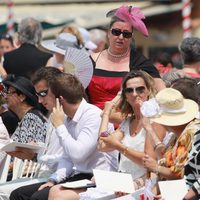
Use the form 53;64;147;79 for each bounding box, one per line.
63;48;93;89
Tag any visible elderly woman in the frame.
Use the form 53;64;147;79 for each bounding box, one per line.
141;88;200;197
87;5;165;111
97;70;164;193
3;17;52;78
2;75;48;159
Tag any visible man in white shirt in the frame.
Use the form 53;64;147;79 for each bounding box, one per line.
10;71;118;200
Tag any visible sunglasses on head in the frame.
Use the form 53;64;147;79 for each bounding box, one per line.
124;86;146;94
36;89;48;97
111;28;133;38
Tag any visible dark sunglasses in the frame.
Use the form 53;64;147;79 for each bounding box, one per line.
111;28;133;38
36;89;48;97
124;86;146;94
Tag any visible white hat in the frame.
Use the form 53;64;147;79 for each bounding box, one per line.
141;88;199;126
41;33;79;55
78;27;97;50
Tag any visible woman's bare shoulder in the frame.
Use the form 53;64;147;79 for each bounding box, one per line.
91;52;100;60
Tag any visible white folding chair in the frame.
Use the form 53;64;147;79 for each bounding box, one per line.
0;155;41;184
0;155;11;183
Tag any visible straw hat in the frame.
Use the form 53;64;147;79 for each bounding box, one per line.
141;88;199;126
41;33;80;55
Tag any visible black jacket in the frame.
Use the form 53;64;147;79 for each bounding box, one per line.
3;43;52;78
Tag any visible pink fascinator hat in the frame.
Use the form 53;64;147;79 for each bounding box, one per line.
106;5;149;37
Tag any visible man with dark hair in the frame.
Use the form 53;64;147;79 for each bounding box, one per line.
10;71;118;200
3;17;52;78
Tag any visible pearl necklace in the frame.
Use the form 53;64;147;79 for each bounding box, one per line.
107;48;129;58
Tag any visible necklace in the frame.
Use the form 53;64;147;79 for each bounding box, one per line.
107;48;129;58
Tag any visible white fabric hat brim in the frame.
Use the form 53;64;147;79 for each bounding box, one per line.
85;41;97;50
41;40;65;55
150;99;199;126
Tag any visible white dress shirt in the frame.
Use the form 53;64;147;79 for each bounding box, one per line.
49;99;118;183
37;122;64;175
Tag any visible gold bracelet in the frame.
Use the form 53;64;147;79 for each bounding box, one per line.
122;146;129;156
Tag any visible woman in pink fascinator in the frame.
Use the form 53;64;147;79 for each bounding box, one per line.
87;5;165;116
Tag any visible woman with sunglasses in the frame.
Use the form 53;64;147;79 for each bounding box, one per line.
97;70;164;194
87;5;165;112
2;75;48;160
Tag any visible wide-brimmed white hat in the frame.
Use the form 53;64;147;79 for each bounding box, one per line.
41;33;79;55
78;27;97;50
141;88;199;126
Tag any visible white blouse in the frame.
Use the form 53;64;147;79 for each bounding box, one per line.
118;117;147;180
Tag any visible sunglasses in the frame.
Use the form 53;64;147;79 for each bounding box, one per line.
124;86;146;94
111;28;133;38
36;89;48;97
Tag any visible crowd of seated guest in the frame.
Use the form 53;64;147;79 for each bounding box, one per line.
0;4;200;200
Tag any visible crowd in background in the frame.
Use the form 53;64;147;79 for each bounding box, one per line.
0;4;199;200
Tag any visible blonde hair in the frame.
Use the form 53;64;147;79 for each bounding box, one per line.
59;25;84;47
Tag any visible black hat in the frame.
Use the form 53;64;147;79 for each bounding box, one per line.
3;75;38;106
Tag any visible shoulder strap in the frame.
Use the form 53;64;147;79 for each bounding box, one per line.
95;51;103;63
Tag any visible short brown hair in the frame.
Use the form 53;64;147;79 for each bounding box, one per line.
32;67;62;86
49;73;85;104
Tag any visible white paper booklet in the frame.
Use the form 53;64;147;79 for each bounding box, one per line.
60;179;95;189
0;141;44;153
93;169;135;194
158;179;188;200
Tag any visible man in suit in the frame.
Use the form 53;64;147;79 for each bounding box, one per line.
3;17;52;78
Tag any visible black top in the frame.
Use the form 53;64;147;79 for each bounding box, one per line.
129;47;161;78
3;43;52;78
0;110;19;137
91;47;161;78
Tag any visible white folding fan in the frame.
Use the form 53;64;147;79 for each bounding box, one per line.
63;48;93;88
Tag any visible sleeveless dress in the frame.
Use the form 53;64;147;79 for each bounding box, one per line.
87;47;160;110
87;69;127;110
118;117;147;180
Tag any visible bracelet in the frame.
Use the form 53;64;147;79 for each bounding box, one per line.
155;164;161;176
153;141;163;151
122;146;129;156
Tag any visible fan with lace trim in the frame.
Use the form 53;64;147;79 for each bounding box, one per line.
63;48;93;89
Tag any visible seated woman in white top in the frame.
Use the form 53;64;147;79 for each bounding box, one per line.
98;70;165;190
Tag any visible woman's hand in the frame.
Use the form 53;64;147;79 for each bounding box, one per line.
143;154;158;173
183;188;197;200
100;133;121;149
50;98;65;128
133;101;142;120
